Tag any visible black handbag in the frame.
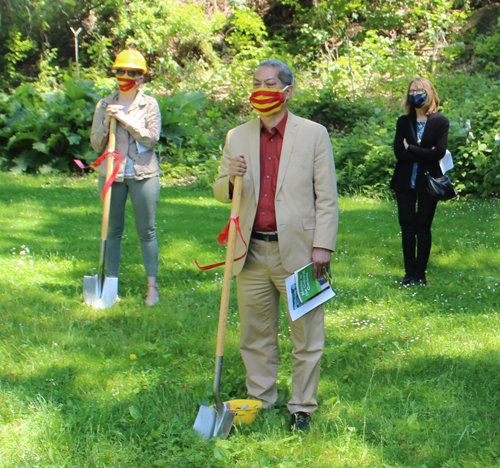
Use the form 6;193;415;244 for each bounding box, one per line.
424;171;458;201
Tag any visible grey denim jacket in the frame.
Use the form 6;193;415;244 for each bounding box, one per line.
90;91;162;182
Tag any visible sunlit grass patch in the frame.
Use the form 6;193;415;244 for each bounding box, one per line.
1;173;500;467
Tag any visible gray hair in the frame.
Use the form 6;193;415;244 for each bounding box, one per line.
257;60;294;86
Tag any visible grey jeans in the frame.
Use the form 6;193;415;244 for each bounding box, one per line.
98;176;160;277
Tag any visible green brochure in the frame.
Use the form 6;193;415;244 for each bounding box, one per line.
295;263;323;304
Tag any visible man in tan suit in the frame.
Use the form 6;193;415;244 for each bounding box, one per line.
213;60;338;431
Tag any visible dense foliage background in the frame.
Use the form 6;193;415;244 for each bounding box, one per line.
1;0;500;196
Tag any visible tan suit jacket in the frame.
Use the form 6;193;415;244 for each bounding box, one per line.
213;111;338;275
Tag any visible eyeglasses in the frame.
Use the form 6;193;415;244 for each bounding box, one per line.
115;69;143;78
409;88;426;95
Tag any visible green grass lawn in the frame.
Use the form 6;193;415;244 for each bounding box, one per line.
0;172;499;468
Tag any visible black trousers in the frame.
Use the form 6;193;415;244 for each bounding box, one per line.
396;190;438;277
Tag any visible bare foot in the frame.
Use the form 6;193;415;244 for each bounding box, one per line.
145;284;159;306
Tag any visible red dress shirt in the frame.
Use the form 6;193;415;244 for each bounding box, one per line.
253;113;288;232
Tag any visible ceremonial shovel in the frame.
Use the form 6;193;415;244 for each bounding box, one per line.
193;175;243;440
83;118;119;309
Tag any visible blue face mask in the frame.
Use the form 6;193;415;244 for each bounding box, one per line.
409;93;427;108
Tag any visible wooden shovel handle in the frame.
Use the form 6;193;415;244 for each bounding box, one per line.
215;175;243;357
101;118;117;242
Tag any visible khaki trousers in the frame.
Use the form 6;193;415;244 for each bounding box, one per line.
236;239;325;414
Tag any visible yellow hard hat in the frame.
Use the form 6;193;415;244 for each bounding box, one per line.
112;49;147;73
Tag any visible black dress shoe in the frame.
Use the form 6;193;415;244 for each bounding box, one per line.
290;412;311;431
413;275;427;286
399;275;413;286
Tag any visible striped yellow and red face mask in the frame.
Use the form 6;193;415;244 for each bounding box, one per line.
117;76;137;92
249;85;290;116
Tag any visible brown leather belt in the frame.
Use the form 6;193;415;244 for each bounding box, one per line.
251;232;278;242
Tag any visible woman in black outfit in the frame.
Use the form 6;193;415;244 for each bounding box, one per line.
390;77;449;286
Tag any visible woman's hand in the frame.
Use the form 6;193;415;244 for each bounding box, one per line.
105;104;130;126
403;138;409;150
103;105;113;126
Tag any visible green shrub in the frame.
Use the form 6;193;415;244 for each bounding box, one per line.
0;77;100;174
157;93;245;188
2;73;500;198
291;90;373;133
439;73;500;197
330;111;397;196
0;77;240;187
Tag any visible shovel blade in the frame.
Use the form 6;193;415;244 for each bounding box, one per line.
193;405;217;440
193;404;236;440
83;275;118;309
214;407;237;439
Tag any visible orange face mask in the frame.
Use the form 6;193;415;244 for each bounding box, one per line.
249;86;290;116
117;76;137;92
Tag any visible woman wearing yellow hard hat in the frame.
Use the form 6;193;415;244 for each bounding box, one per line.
90;49;162;306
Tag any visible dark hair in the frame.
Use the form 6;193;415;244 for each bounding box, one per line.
257;60;294;86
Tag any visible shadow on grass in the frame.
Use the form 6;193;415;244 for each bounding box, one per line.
3;325;500;466
319;340;500;466
1;175;500;466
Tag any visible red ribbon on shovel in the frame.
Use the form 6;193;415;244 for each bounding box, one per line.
74;149;120;201
195;215;248;270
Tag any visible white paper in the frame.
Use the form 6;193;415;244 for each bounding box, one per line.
286;274;336;322
439;149;453;174
136;141;149;153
